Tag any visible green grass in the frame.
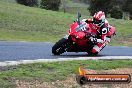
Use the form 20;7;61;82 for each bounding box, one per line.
0;30;60;42
0;0;132;46
0;1;75;42
108;18;132;46
59;0;89;15
0;0;16;3
0;60;132;87
59;7;90;16
0;1;74;41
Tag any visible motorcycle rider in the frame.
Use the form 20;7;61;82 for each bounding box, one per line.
84;11;111;55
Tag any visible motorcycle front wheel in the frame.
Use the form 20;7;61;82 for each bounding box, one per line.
52;38;68;55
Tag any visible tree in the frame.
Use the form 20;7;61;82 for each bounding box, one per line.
110;7;123;19
40;0;61;11
16;0;38;7
88;0;115;16
88;0;124;19
122;0;132;18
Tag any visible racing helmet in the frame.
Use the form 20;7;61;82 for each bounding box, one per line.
93;11;105;27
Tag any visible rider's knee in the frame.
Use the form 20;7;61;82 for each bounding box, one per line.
92;48;99;53
92;45;100;53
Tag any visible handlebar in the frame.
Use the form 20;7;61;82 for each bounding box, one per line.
85;32;96;38
77;12;81;26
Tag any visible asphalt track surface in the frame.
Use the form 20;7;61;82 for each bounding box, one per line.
0;41;132;62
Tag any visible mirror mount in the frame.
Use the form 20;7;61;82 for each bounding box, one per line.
77;12;81;26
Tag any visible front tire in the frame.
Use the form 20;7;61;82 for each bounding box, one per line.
52;38;68;55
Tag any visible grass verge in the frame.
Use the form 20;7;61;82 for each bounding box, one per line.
0;60;132;88
0;1;132;46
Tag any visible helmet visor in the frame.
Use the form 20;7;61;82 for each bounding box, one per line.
93;18;102;24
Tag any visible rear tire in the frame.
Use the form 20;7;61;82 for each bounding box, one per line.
87;51;98;56
52;38;68;55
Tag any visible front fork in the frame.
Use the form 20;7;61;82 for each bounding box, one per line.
63;35;76;52
63;35;69;39
63;35;71;51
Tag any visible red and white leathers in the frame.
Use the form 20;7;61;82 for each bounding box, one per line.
82;11;111;54
91;20;111;54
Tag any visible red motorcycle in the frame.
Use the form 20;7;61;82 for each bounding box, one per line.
52;12;116;55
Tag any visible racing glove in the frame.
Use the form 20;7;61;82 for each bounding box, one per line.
90;37;97;43
90;37;104;43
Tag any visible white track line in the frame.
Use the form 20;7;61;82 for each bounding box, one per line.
0;56;132;66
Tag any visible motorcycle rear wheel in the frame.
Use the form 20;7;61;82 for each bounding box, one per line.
87;51;98;56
